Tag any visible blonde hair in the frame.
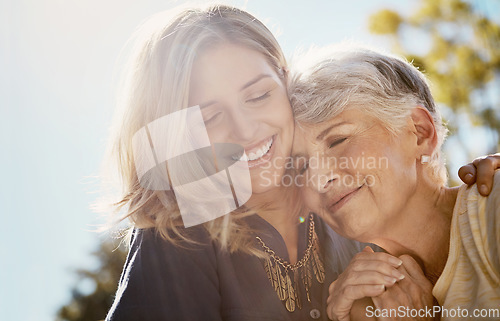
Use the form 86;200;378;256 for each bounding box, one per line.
104;4;288;254
289;44;448;185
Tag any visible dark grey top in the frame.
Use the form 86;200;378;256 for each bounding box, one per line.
105;214;367;321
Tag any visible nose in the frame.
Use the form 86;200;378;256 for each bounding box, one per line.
317;170;338;193
309;154;338;193
229;107;259;142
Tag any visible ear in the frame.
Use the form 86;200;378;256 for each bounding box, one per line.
409;106;438;157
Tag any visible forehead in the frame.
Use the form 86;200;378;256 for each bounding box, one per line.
292;108;372;155
291;121;323;159
189;44;277;96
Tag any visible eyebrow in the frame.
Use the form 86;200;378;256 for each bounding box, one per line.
199;100;216;109
316;121;350;141
199;74;273;109
241;74;273;91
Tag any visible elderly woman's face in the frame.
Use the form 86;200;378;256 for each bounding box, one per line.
292;108;418;242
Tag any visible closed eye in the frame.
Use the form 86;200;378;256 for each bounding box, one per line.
294;157;309;174
329;137;347;148
299;161;309;174
204;111;222;125
246;91;271;103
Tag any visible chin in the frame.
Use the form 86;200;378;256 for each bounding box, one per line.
344;220;377;243
254;174;281;193
251;183;272;194
322;210;363;239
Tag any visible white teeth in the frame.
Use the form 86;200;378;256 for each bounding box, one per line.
257;145;267;157
234;136;274;162
240;137;273;162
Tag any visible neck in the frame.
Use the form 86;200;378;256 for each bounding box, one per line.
247;186;302;263
370;182;458;283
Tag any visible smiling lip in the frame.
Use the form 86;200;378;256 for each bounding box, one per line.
241;135;276;169
327;185;363;213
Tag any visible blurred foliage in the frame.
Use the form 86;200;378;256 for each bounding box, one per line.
369;9;403;34
369;0;500;152
55;239;127;321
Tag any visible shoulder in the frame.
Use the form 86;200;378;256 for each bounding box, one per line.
490;170;500;201
487;170;500;210
484;170;500;231
106;225;222;321
455;170;500;266
119;224;219;290
459;170;500;219
130;225;218;273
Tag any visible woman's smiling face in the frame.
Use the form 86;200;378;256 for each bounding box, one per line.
188;43;295;194
292;108;419;241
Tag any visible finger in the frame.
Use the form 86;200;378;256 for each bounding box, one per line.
373;283;412;313
343;284;386;302
355;251;403;267
327;304;351;321
329;280;337;295
328;303;345;321
458;163;476;185
328;285;383;321
395;265;432;310
350;261;406;281
341;270;400;287
398;255;432;290
372;285;405;309
474;154;500;196
350;298;376;321
327;304;336;321
372;294;404;321
398;254;425;281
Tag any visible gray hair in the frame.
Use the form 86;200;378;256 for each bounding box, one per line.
289;44;448;184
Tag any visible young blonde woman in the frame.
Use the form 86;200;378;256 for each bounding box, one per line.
104;5;499;321
289;45;500;321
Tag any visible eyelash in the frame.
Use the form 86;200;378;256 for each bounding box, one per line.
329;137;347;148
204;111;222;125
204;90;272;123
300;162;309;174
247;91;271;103
295;159;309;174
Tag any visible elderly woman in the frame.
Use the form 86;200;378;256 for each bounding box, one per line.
289;45;500;321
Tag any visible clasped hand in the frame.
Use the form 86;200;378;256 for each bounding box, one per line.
327;247;435;321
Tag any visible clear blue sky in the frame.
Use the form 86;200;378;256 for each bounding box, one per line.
1;0;498;320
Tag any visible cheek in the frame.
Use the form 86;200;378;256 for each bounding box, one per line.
380;143;417;186
364;147;417;220
271;98;294;156
205;128;225;145
268;90;293;127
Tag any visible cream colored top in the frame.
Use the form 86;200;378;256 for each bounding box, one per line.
433;171;500;320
